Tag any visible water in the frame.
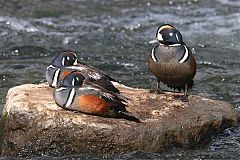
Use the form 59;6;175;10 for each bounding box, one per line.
0;0;240;159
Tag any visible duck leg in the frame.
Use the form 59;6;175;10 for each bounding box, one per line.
181;84;189;102
149;80;163;94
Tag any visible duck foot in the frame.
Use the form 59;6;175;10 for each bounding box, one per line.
180;95;189;102
149;89;163;94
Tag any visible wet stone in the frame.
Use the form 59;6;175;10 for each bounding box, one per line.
1;83;238;157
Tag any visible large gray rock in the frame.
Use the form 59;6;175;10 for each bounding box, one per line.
1;83;238;157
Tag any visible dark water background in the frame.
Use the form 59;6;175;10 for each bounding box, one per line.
0;0;239;159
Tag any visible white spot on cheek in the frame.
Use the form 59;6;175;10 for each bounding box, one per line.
169;32;173;36
67;57;70;60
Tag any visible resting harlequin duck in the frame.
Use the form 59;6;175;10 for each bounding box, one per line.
147;24;196;101
53;71;127;117
46;50;119;93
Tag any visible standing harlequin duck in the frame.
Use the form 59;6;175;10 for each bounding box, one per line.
147;24;196;101
46;50;119;93
53;71;127;117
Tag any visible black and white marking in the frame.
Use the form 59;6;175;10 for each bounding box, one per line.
52;68;61;87
65;88;76;108
151;45;158;62
62;57;65;66
179;45;189;63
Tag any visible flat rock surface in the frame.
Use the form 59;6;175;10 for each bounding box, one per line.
1;83;238;157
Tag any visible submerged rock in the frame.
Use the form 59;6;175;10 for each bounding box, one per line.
1;83;238;157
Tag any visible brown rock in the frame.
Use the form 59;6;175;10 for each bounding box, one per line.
0;83;238;157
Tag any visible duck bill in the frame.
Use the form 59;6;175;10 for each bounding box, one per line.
149;38;159;44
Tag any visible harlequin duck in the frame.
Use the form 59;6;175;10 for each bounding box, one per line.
46;50;119;93
147;24;196;101
53;71;127;118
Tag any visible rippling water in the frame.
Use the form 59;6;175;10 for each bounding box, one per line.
0;0;240;159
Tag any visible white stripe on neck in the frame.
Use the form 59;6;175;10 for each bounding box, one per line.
151;46;157;62
179;45;189;63
65;88;75;108
52;68;61;87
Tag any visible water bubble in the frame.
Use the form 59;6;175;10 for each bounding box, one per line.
6;21;11;25
26;27;38;32
110;27;115;31
147;2;151;6
198;44;205;48
169;1;173;5
63;37;72;44
122;63;134;67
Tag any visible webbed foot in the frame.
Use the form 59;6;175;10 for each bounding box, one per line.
180;95;189;102
149;89;163;94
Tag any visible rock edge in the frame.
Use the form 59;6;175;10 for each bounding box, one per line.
1;83;238;157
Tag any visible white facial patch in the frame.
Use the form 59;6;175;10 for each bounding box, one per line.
179;45;189;63
67;56;70;60
65;88;76;108
157;32;163;41
73;59;78;65
52;68;61;87
169;32;173;36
